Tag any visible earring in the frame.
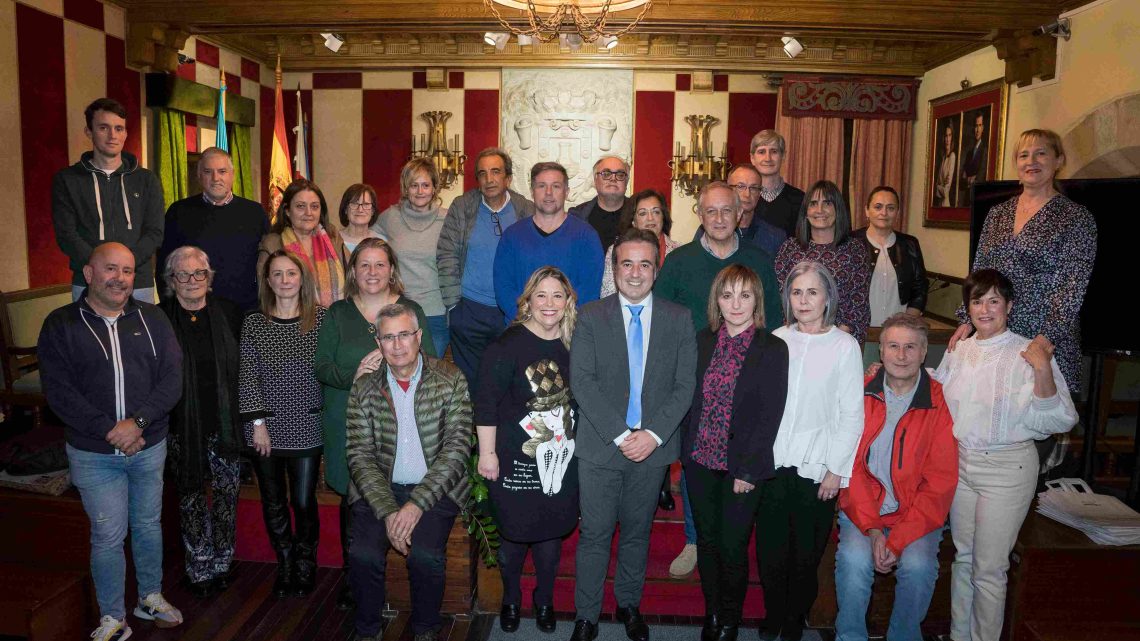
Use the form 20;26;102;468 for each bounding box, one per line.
389;276;395;284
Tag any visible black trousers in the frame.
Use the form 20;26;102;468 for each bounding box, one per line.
685;462;763;625
173;434;241;583
498;536;563;608
754;467;836;634
249;454;321;570
349;484;459;636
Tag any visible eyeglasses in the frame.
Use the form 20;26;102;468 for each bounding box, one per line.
378;329;421;345
731;183;762;195
489;210;503;237
348;202;374;211
173;269;209;283
596;170;629;182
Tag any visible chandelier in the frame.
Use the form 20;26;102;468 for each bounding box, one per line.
411;111;466;190
669;115;729;197
483;0;653;44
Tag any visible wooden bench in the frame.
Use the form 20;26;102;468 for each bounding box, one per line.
0;564;89;641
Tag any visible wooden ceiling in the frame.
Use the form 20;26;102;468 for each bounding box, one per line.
115;0;1080;77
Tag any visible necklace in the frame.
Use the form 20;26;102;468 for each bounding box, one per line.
185;304;205;322
399;203;436;233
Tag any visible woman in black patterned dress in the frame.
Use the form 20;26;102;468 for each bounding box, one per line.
239;250;327;598
949;129;1097;394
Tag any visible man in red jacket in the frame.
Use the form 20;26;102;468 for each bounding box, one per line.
836;313;958;641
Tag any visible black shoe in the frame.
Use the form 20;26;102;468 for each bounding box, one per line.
336;581;355;611
756;621;779;641
500;604;521;632
616;606;649;641
187;578;215;599
535;605;556;633
215;569;234;591
780;619;803;641
700;614;721;641
716;623;738;641
272;569;292;598
568;619;597;641
657;488;675;511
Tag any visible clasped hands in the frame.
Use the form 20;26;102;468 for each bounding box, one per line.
106;419;145;456
384;503;423;555
620;429;657;462
868;529;899;574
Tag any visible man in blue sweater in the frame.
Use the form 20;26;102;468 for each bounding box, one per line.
38;242;184;641
493;162;603;324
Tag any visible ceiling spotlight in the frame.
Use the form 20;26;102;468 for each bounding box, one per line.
781;36;803;59
320;32;345;53
600;35;619;50
485;32;511;51
560;33;583;51
517;34;533;46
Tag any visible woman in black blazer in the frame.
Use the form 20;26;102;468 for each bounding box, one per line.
851;185;928;326
681;264;789;641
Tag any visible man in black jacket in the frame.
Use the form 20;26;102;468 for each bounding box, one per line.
52;98;165;303
38;242;184;641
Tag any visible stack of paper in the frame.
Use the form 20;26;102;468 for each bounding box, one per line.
1036;478;1140;546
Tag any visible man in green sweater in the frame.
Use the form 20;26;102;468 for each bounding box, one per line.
655;181;783;334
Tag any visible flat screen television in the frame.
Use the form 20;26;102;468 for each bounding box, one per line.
970;178;1140;355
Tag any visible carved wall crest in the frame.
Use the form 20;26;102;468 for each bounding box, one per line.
781;75;919;120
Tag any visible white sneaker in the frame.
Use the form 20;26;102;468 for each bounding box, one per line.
133;592;184;628
668;543;698;577
90;615;132;641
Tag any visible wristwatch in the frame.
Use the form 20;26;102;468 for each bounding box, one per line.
253;418;266;427
134;416;149;430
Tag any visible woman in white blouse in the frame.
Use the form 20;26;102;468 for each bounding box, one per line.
757;261;864;641
934;268;1077;641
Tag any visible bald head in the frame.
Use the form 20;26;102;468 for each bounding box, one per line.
84;242;135;314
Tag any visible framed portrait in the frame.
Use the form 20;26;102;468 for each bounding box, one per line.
922;78;1008;229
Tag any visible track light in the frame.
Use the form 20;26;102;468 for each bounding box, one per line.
320;32;345;53
560;33;583;51
599;35;619;50
484;32;510;50
781;36;803;58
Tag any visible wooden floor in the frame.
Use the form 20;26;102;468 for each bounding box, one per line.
125;561;473;641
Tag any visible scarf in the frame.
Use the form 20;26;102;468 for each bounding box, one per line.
161;296;241;492
282;225;345;307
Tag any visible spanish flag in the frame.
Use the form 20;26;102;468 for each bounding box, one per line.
267;55;292;223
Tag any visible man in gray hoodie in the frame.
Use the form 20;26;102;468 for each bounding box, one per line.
52;97;165;302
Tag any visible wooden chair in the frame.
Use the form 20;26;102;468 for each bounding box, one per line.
0;284;71;428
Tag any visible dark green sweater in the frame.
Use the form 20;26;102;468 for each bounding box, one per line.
654;240;784;333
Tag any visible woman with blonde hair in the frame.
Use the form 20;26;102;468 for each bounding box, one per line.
373;157;450;356
474;266;580;634
240;250;327;598
314;237;435;610
683;264;788;641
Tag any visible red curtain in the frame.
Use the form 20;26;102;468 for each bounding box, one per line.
774;92;844;193
848;118;914;232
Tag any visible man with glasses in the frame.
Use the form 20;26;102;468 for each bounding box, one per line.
345;302;472;641
437;147;535;386
750;130;804;237
158;147;268;311
570;156;634;251
693;164;787;258
494;161;604;323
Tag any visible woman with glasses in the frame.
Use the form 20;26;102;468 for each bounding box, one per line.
600;188;679;297
240;250;327;598
475;267;579;634
159;246;245;598
774;180;872;345
373;158;450;357
314;237;435;610
258;178;345;308
337;183;383;262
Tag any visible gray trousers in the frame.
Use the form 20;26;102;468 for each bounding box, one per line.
574;457;669;623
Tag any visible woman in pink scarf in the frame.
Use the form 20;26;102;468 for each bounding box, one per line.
258;179;346;307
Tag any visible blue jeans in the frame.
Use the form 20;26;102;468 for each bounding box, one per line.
426;313;449;358
680;469;696;544
67;440;167;619
835;511;943;641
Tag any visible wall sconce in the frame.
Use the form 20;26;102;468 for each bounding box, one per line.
669;115;729;197
782;36;803;58
411;111;466;190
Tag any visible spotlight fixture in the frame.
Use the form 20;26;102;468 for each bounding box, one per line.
320;32;345;53
483;32;511;50
781;36;803;59
1033;17;1072;40
599;35;619;49
560;33;583;51
517;34;533;46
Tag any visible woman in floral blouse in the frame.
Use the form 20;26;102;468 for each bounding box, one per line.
775;180;872;345
681;264;789;641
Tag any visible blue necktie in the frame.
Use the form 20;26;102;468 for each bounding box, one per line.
625;305;644;428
